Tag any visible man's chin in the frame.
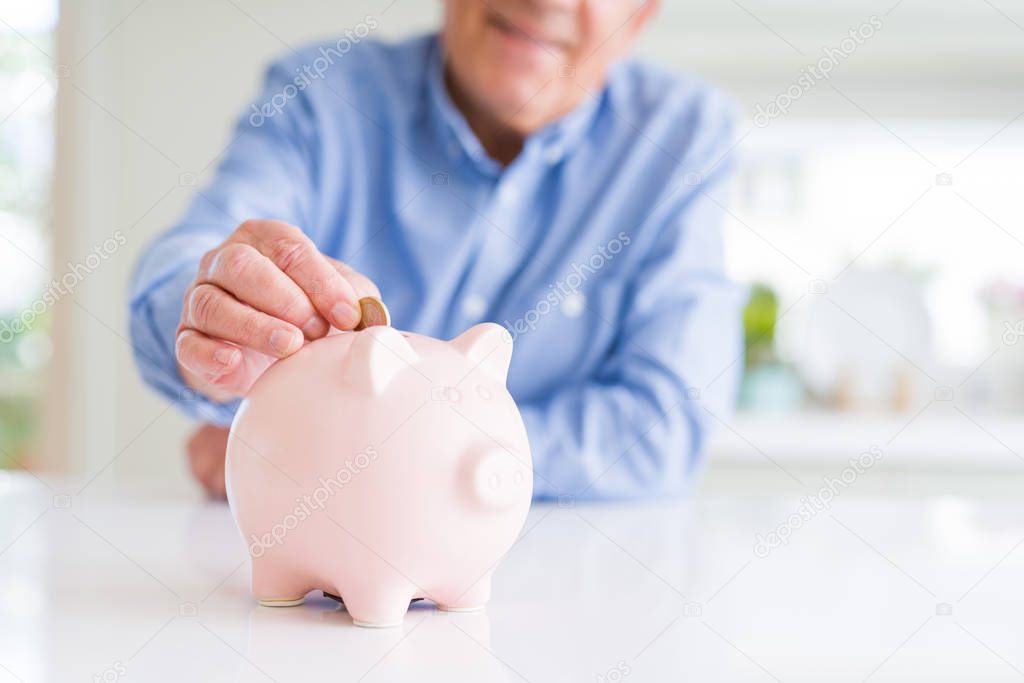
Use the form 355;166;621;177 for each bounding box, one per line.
482;77;559;128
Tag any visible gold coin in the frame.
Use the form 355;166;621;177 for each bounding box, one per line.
354;296;391;330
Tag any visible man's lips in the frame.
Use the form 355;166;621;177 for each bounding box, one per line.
485;11;570;54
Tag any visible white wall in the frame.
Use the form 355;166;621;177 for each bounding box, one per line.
53;0;440;492
51;0;1024;491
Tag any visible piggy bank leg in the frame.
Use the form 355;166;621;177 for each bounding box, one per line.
436;573;492;613
340;583;417;628
252;558;310;607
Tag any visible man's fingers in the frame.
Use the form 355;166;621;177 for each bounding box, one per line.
199;242;329;339
176;328;243;381
185;284;304;359
329;259;381;300
176;329;271;399
241;221;361;329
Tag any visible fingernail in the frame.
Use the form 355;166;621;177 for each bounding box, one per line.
331;302;361;329
302;315;328;339
214;347;239;366
270;329;300;355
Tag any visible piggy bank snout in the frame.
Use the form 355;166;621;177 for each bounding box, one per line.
470;450;531;508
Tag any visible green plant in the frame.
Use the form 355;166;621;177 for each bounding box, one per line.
743;283;779;368
0;396;37;467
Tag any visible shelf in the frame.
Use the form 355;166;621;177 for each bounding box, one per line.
707;406;1024;470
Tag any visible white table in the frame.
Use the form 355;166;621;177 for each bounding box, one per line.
1;472;1022;682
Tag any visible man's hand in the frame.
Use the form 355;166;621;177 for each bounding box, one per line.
186;423;230;499
175;219;379;401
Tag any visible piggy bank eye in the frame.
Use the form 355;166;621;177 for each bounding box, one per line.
475;385;492;400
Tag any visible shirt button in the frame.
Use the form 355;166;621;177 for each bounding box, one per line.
463;294;488;318
543;144;564;164
563;292;586;318
497;183;520;205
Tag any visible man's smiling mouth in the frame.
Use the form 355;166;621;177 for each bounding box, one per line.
485;10;568;53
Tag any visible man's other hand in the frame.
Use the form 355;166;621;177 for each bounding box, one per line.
186;423;230;499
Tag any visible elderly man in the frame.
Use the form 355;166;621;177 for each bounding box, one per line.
129;0;744;500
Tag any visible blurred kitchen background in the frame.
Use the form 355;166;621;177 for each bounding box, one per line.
2;0;1023;493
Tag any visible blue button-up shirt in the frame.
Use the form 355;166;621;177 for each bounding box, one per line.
129;34;744;501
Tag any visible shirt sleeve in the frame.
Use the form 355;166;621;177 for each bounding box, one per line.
519;133;746;501
127;58;319;425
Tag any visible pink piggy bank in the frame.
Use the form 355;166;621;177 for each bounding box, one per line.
225;323;533;627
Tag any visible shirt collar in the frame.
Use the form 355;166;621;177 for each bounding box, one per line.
424;35;607;174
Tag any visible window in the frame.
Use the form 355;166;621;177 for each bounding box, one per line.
0;0;59;468
634;0;1024;462
726;120;1024;416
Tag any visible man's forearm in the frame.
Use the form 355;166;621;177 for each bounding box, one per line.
519;372;708;501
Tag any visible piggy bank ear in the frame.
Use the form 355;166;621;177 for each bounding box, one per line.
450;323;513;383
348;327;419;395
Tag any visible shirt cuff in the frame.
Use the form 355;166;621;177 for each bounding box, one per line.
128;264;240;426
